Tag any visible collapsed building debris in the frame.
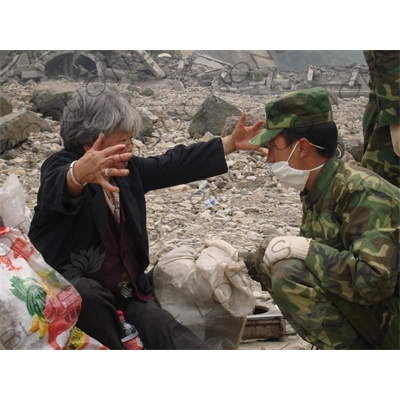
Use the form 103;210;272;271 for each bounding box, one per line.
0;50;368;98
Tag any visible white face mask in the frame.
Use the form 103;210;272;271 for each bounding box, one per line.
271;141;325;191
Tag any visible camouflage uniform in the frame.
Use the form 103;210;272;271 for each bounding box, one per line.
248;87;400;349
360;50;400;187
252;157;400;349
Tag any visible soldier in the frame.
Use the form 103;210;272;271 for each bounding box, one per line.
248;87;399;349
360;50;400;187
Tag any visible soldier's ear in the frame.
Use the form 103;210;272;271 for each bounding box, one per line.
298;138;311;156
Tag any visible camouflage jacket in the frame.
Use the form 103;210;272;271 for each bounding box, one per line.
363;50;400;128
300;156;399;306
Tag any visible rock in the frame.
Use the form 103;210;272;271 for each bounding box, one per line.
15;52;30;69
138;113;154;139
0;110;50;153
21;70;45;82
170;80;185;91
0;90;13;117
140;87;155;96
297;81;312;89
32;81;78;121
188;95;241;137
344;135;364;162
221;110;265;137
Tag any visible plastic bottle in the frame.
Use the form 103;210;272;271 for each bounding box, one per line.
202;196;217;207
117;310;145;350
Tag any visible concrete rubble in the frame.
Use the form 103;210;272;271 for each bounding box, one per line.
0;50;371;350
0;50;369;97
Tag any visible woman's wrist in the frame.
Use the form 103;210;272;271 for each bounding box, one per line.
68;160;87;187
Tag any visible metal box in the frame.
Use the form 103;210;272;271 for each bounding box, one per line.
241;301;286;341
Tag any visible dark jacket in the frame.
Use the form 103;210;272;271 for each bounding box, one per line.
28;139;227;294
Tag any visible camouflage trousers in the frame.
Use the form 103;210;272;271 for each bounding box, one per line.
360;99;400;187
249;239;400;350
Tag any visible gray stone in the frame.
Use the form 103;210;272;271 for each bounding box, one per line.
128;84;141;93
297;81;312;89
32;81;78;121
0;90;13;117
272;78;292;90
0;110;50;153
21;70;45;82
188;95;241;137
221;110;265;138
35;63;46;72
344;136;364;162
15;52;30;68
138;113;154;139
120;76;133;84
140;87;155;97
170;80;185;91
7;68;24;78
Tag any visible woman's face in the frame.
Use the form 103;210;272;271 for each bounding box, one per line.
102;129;134;169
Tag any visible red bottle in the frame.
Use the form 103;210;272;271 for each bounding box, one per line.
117;310;145;350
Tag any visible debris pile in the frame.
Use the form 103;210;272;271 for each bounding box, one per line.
1;50;369;97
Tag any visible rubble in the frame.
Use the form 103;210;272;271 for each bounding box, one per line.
0;51;369;98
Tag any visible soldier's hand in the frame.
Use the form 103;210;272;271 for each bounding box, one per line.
263;236;313;267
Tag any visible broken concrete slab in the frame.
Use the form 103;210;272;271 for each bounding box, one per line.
132;51;166;80
193;55;227;70
32;81;78;121
21;70;45;82
0;110;50;153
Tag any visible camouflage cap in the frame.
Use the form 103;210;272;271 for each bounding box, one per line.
249;87;333;146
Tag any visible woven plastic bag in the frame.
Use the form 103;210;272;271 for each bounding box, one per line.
0;174;32;235
153;240;256;349
0;174;107;350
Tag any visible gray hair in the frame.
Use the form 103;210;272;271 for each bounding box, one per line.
60;82;141;157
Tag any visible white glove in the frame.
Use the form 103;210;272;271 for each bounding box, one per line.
263;236;312;267
390;123;400;157
203;239;238;261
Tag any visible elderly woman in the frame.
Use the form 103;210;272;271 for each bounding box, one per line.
28;83;266;350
